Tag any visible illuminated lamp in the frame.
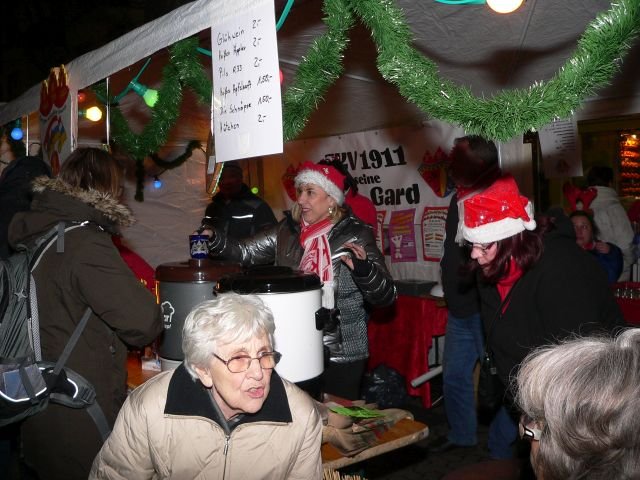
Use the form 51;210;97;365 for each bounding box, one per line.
251;186;259;195
128;80;159;108
486;0;524;13
79;107;103;122
10;120;23;141
153;176;163;189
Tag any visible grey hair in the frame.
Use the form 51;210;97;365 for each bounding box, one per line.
181;293;276;381
516;328;640;480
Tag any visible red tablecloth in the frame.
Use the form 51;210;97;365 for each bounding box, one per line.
611;282;640;325
368;294;448;408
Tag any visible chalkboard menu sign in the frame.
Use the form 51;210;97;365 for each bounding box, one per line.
212;0;283;162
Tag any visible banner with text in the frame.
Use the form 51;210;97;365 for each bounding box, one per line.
282;121;463;281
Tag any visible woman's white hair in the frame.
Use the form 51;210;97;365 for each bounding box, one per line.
181;293;276;380
516;328;640;479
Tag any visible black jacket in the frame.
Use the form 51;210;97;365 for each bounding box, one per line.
478;211;625;387
205;184;277;239
440;194;480;318
0;156;50;259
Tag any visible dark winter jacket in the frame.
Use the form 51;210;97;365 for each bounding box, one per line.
0;155;50;259
478;211;625;388
207;211;396;363
8;176;163;479
205;184;277;239
441;194;479;318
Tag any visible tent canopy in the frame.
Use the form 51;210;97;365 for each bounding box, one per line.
1;0;639;136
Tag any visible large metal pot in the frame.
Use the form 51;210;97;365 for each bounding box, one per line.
155;258;241;370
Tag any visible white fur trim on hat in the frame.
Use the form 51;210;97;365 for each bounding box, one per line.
295;170;345;205
462;201;536;244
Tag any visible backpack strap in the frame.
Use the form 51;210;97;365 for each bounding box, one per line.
52;308;92;377
50;307;113;442
29;221;89;361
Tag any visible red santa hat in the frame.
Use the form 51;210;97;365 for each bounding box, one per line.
462;174;536;244
294;161;346;205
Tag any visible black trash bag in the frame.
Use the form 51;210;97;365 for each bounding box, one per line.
361;364;409;409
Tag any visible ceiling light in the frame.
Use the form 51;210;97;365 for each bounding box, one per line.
486;0;524;14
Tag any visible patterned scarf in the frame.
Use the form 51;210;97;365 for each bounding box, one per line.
299;218;334;308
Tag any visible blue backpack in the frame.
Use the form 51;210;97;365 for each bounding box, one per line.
0;222;110;441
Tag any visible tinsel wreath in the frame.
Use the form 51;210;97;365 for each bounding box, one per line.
93;38;211;201
291;0;640;141
95;0;639;201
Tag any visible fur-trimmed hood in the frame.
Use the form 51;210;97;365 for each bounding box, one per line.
32;176;134;227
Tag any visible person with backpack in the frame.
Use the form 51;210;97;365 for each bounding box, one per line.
7;147;163;480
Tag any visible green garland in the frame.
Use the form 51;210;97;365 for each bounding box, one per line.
281;0;354;140
93;38;211;200
94;0;640;200
350;0;640;141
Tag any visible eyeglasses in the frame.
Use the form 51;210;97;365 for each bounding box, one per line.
519;415;542;441
463;241;495;254
213;351;282;373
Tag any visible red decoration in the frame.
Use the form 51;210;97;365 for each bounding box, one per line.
562;182;598;213
418;147;453;198
281;164;300;201
39;65;69;117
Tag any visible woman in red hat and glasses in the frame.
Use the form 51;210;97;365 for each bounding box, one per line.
204;161;396;400
460;174;625;458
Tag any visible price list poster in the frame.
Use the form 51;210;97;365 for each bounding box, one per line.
212;0;283;162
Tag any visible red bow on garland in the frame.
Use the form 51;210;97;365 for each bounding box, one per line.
562;182;598;213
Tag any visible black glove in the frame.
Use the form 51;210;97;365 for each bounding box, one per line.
197;216;214;233
351;256;373;277
315;307;341;332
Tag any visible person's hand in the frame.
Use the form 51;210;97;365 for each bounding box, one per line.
341;242;372;276
192;228;214;239
594;241;610;254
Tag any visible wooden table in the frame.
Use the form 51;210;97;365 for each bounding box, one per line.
127;352;161;390
321;418;429;470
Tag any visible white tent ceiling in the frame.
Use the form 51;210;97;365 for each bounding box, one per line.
1;0;639;137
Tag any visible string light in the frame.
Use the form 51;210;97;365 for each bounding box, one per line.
128;80;159;108
10;119;23;141
153;176;163;189
79;107;103;122
251;186;259;194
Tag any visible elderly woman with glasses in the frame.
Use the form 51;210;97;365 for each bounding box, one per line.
460;174;625;459
516;328;640;479
90;293;323;480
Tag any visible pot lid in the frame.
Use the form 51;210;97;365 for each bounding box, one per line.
216;266;321;293
156;258;242;283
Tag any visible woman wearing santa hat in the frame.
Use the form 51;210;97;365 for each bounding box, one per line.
461;174;625;454
204;161;396;399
